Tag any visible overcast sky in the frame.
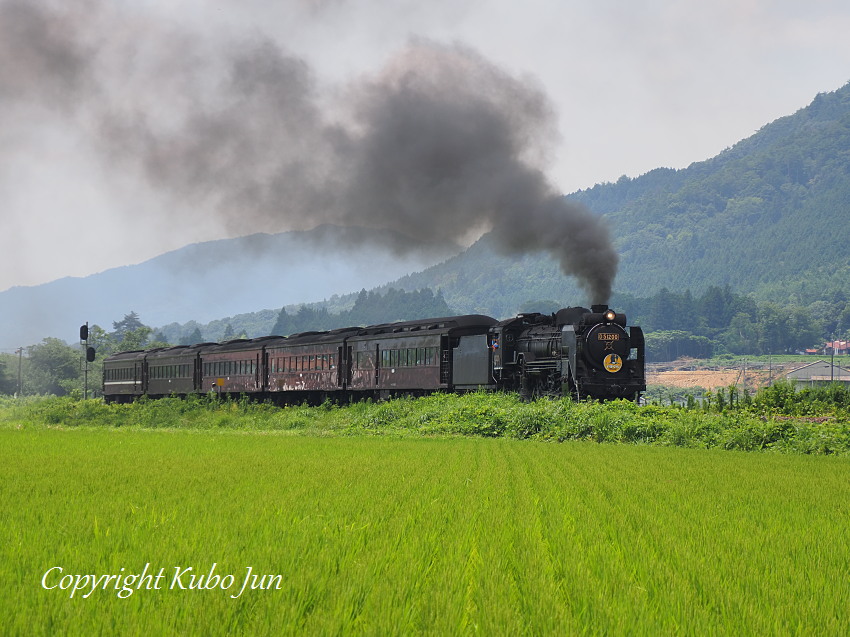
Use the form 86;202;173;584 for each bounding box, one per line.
3;0;850;292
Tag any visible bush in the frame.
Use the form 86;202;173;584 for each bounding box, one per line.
3;391;849;455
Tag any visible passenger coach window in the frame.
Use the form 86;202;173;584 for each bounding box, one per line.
356;351;373;369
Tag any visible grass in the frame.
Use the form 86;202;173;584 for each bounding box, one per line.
2;391;849;633
2;386;850;454
2;429;849;635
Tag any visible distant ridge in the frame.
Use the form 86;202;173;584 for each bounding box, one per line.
0;226;447;348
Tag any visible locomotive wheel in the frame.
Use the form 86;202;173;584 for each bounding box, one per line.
518;357;562;400
542;372;562;398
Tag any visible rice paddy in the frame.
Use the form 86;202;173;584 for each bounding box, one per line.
2;424;848;635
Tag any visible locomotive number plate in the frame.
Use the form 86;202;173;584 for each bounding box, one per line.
598;333;620;341
603;353;623;373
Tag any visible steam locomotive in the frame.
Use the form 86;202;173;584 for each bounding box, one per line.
102;304;644;403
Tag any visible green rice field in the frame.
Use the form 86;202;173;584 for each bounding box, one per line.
2;425;849;635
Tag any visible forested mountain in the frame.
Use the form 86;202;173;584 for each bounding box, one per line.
391;82;850;313
578;84;850;303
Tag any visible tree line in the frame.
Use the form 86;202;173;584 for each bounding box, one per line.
3;284;846;395
0;311;169;397
614;285;846;361
270;288;453;336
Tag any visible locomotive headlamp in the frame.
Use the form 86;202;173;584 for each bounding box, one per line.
604;310;616;323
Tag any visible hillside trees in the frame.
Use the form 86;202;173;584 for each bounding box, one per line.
723;313;759;354
271;306;333;337
0;312;169;396
644;331;715;361
0;343;79;396
95;312;170;355
112;311;144;335
0;358;16;394
342;287;453;326
565;83;850;304
179;327;205;346
24;338;81;395
271;288;453;336
618;286;831;360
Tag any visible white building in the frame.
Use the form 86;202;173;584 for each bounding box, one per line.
783;360;850;388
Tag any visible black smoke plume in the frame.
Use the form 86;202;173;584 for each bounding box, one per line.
0;1;618;303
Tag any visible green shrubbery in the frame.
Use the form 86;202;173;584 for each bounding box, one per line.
3;383;849;454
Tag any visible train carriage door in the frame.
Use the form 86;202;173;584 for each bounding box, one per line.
140;359;149;394
346;346;353;388
193;356;202;393
337;346;344;387
374;344;380;387
440;335;451;385
256;352;262;390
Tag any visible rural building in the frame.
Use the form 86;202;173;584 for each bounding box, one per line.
825;340;850;355
783;360;850;388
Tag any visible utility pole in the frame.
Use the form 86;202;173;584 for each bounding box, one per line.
831;338;835;383
768;351;772;386
16;347;23;396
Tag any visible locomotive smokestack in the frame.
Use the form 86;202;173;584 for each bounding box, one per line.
1;6;619;302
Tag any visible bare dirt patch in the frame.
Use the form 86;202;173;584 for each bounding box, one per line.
647;359;783;390
647;369;741;390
